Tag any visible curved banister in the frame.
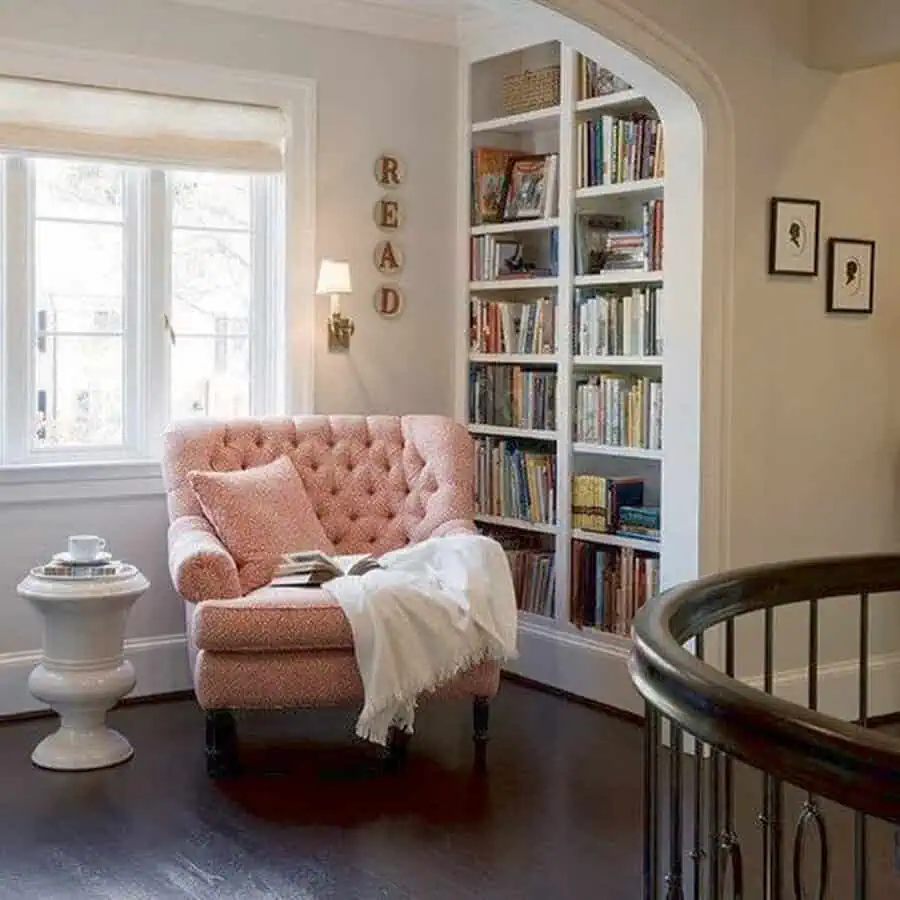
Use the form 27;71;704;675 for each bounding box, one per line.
629;553;900;824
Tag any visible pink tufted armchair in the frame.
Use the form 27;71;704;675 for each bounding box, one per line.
162;414;499;777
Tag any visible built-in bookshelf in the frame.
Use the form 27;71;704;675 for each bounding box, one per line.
460;40;666;713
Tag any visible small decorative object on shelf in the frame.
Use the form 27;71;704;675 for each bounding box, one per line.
502;65;561;115
578;57;631;99
17;535;149;771
501;154;559;221
826;237;875;314
768;196;821;276
472;147;520;225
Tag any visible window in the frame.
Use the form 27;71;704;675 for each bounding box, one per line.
0;77;288;467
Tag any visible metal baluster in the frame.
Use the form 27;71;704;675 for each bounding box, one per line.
667;721;685;899
708;746;721;900
792;598;828;900
854;592;869;900
691;633;706;900
644;702;659;900
760;606;783;900
722;619;744;900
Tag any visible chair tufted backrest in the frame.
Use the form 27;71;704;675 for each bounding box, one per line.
162;415;475;557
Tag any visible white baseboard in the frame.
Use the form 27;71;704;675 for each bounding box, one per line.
505;619;643;715
506;618;900;726
0;634;192;718
742;651;900;722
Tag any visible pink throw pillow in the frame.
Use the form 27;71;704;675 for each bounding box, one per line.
188;454;334;594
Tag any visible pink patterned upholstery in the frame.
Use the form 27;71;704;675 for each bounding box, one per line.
163;415;499;712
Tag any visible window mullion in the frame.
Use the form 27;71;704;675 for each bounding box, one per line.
5;158;32;463
145;169;170;458
252;173;285;416
123;168;145;456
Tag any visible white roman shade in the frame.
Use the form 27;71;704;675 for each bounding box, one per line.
0;77;287;172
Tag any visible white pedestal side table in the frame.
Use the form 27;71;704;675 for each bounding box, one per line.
17;560;150;771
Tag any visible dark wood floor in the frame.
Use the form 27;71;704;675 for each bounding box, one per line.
0;681;642;899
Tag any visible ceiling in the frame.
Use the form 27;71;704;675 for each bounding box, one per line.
170;0;515;44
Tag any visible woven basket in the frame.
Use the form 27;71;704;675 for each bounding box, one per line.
502;66;561;116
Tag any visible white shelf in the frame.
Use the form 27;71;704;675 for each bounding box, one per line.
469;353;557;365
563;622;633;651
471;106;561;134
573;355;662;368
468;424;558;441
471;218;559;237
575;178;664;200
469;278;559;292
574;271;664;287
572;528;661;554
575;90;649;114
573;442;663;460
475;513;558;535
518;609;557;628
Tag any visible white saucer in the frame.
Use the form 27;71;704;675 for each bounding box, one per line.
52;551;113;566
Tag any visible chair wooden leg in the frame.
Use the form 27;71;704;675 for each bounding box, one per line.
205;709;240;779
472;696;490;772
385;725;411;772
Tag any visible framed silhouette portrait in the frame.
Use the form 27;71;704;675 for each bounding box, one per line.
768;197;820;276
826;238;875;314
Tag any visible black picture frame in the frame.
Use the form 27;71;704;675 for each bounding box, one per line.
826;237;875;314
768;197;821;276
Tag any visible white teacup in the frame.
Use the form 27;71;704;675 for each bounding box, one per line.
68;534;106;562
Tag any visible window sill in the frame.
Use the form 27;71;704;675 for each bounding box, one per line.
0;459;165;506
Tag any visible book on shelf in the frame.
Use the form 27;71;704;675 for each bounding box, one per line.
475;435;557;526
510;548;555;617
574;201;663;274
572;474;645;533
478;529;556;617
574;287;662;357
271;550;383;587
469;364;556;431
576;114;664;186
571;541;660;633
470;231;559;281
578;56;632;100
575;373;662;450
470;296;556;355
617;505;661;542
471;146;520;225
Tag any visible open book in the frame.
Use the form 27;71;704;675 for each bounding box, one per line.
270;550;383;588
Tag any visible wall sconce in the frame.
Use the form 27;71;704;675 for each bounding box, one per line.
316;259;354;352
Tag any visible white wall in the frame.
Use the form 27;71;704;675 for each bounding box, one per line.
0;0;458;711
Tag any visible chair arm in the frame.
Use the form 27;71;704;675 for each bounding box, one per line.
168;515;241;603
429;518;480;539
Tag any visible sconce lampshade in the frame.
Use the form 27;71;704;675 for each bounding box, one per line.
316;259;353;295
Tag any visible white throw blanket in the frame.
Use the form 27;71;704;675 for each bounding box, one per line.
322;533;519;745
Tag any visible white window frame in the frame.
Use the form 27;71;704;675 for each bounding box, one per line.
0;40;315;502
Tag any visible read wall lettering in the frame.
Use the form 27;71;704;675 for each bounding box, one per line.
373;153;406;318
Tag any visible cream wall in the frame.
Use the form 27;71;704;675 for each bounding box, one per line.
812;0;900;71
0;0;458;713
540;0;900;705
